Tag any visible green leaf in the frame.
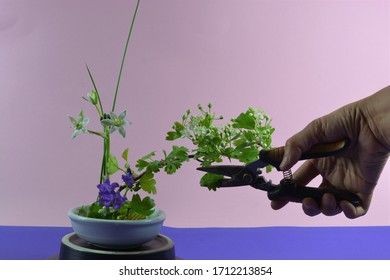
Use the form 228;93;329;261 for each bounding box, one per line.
166;122;185;140
107;154;120;175
166;131;181;141
140;151;156;160
169;146;189;161
164;146;189;174
136;159;148;171
79;203;113;219
173;121;185;132
148;160;162;173
122;148;129;162
139;170;157;194
232;109;256;130
130;194;155;217
199;172;224;191
201;112;213;128
232;147;259;163
77;206;88;217
136;151;156;171
164;162;180;174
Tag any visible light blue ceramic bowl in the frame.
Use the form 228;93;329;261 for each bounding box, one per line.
68;206;166;249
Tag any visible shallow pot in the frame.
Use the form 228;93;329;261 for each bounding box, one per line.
68;206;166;249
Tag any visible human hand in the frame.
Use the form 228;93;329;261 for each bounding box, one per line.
272;87;390;218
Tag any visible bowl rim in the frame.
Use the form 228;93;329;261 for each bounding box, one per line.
68;205;166;224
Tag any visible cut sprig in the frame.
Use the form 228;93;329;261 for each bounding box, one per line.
166;103;275;189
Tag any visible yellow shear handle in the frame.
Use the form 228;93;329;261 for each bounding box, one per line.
260;139;350;170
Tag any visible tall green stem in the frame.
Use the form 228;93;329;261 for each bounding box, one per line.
100;128;111;184
105;133;110;179
112;0;141;112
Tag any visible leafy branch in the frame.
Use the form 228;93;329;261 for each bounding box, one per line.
165;103;275;190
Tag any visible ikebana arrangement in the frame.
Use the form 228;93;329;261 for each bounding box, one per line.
69;102;274;221
66;0;274;248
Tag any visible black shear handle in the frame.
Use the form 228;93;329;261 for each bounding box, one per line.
267;181;362;207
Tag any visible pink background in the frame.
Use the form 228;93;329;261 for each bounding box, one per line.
1;0;389;227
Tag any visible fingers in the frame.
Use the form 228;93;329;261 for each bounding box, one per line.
300;183;367;218
270;160;319;211
302;193;342;217
340;200;367;219
302;194;368;218
294;161;340;216
271;192;358;217
303;178;342;216
270;199;289;210
271;160;366;218
272;191;365;218
300;174;367;218
301;197;321;216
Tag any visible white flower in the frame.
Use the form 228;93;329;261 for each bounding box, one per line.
100;110;131;137
68;110;89;139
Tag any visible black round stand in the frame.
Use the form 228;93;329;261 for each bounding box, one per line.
59;232;176;260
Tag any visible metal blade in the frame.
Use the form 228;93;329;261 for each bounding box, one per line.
244;160;267;174
197;165;244;177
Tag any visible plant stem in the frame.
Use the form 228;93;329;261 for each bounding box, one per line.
112;0;141;112
86;64;104;115
105;131;111;179
94;104;102;118
189;154;203;163
100;128;111;183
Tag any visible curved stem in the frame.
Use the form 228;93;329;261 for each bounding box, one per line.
86;64;104;115
188;154;203;162
94;104;103;118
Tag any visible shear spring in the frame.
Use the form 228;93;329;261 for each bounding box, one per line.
282;169;293;183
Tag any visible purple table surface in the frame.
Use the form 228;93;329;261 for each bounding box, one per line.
1;226;389;260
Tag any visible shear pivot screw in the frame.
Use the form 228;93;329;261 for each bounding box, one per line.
242;174;253;184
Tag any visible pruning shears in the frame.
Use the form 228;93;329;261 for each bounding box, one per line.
197;139;362;207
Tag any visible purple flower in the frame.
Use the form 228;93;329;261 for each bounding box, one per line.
98;193;115;208
112;191;128;209
97;179;127;209
97;178;119;194
122;169;134;187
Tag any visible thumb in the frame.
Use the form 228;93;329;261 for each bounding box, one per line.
279;136;307;171
279;117;342;170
